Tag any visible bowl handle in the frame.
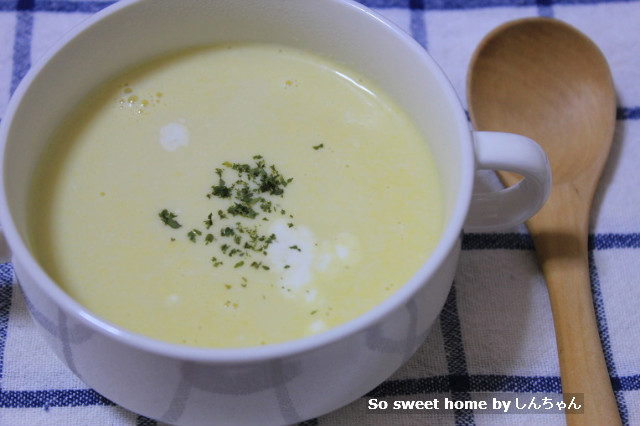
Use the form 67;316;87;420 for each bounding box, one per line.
464;131;551;232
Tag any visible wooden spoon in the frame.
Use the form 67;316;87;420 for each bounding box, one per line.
467;18;619;426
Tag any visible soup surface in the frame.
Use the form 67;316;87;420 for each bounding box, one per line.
29;44;442;347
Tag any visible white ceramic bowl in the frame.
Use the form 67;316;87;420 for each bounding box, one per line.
0;1;550;425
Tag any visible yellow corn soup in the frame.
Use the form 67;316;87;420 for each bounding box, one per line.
29;44;443;347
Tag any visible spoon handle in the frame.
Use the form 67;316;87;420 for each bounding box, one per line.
529;186;621;426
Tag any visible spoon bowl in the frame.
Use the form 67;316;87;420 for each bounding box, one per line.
468;18;616;185
467;18;619;426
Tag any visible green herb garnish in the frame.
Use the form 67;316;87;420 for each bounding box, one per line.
159;209;182;229
158;155;299;271
187;228;202;242
204;213;214;229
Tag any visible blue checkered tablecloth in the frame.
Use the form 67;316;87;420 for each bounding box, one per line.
1;1;639;425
